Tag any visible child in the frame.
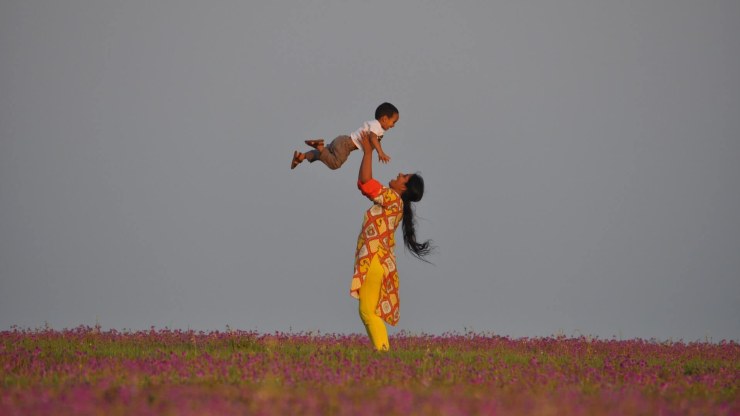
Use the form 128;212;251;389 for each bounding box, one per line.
291;102;399;170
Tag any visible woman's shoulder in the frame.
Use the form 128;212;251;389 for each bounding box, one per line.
379;187;403;212
381;187;402;202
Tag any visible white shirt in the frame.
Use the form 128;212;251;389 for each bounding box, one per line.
349;120;385;149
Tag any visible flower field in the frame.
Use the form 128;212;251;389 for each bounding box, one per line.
1;327;738;415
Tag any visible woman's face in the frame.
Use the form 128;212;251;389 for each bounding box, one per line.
389;173;411;193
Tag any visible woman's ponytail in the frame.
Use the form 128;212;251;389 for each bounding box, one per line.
401;174;433;262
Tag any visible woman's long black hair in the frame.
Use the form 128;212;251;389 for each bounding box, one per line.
401;173;434;262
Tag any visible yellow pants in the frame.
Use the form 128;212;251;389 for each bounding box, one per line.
358;255;390;351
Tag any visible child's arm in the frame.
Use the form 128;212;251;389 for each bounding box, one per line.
369;132;391;164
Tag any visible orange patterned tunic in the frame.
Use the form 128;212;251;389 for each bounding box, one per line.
350;179;404;326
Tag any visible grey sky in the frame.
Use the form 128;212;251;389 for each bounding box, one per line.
1;1;738;341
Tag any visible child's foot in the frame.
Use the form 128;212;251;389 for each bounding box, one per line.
304;139;324;151
291;151;305;169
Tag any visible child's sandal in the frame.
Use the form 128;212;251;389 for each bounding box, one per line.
291;151;303;169
304;139;324;148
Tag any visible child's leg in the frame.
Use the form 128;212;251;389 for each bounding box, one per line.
291;146;322;169
292;136;355;170
310;136;355;170
303;149;321;162
358;255;390;351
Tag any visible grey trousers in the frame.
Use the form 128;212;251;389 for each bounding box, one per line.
306;135;357;170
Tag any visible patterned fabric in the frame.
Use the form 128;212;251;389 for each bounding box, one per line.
350;179;404;326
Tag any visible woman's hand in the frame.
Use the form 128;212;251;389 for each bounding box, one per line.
359;131;374;153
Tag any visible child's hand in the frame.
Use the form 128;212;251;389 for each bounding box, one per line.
378;152;391;164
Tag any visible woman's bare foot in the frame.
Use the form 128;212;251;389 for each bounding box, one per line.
291;150;305;169
304;139;324;151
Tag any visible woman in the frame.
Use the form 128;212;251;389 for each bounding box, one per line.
349;132;432;351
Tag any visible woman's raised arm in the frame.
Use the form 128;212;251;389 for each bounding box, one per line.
357;131;374;184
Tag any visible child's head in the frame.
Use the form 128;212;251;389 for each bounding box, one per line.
375;102;399;130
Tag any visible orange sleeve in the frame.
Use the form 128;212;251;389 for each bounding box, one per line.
357;179;383;200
